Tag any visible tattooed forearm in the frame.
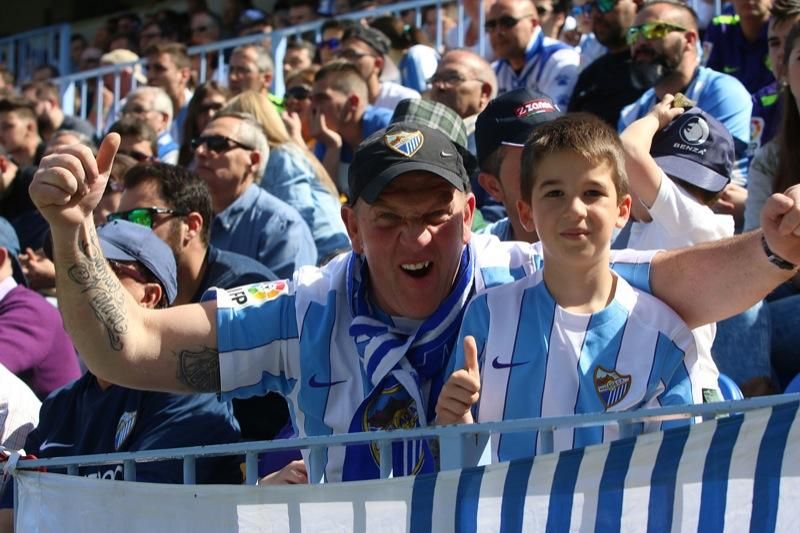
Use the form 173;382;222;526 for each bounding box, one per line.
64;228;129;351
176;347;221;392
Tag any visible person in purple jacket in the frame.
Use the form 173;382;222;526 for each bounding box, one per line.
0;217;79;399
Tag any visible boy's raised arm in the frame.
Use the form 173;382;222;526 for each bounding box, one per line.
619;94;684;210
30;134;220;393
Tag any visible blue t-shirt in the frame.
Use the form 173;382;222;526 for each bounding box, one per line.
451;268;716;463
211;184;318;279
0;373;242;508
703;15;773;94
749;81;782;158
192;245;277;303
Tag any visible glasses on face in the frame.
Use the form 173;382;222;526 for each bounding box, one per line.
319;37;341;50
122;105;153;117
285;85;312;100
626;21;689;45
536;5;551;16
107;207;188;228
118;149;151;162
108;260;152;285
484;13;533;31
104;179;125;195
335;48;375;61
571;0;617;17
427;71;482;87
191;134;255;154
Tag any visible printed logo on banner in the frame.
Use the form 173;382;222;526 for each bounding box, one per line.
594;366;631;409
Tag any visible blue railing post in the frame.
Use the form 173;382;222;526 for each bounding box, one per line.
245;451;258;485
183;456;196;484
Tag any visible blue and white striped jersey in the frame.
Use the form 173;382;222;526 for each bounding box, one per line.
211;234;657;481
452;268;719;464
493;28;580;109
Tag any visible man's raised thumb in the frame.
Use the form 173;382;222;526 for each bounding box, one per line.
96;133;121;178
463;335;479;377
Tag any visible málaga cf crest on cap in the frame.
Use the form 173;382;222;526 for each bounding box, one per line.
384;130;424;157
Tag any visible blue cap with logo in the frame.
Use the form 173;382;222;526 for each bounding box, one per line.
0;217;26;286
97;220;178;305
650;107;733;193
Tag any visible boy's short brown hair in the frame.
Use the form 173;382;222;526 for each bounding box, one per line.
520;113;629;202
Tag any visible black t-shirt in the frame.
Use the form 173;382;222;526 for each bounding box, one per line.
569;50;651;127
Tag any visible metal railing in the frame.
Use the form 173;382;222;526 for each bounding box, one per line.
9;394;796;487
0;24;71;84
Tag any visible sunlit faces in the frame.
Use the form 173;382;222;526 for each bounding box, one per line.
117;179;185;256
194;93;228;135
122;92;168;134
629;5;690;75
337;38;381;80
487;0;538;61
341;172;475;320
768;17;800;81
310;74;352;131
429;53;487;118
192;116;259;212
519;151;630;266
0;111;33;152
146;52;186;102
592;0;638;49
732;0;772;20
228;48;267;95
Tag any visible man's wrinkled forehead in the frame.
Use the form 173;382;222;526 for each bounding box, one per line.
366;171;459;204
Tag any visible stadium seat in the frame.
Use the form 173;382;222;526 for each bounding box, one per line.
718;373;744;401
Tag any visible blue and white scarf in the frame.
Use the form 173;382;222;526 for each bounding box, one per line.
342;244;476;480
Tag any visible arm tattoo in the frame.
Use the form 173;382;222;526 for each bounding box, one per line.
176;346;221;392
66;229;128;351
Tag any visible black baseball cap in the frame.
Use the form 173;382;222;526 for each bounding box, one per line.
475;88;563;169
348;122;470;205
650;108;733;193
342;25;390;56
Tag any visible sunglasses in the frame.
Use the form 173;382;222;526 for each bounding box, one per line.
626;21;689;45
285;85;312;100
484;13;533;31
108;259;152;285
104;179;125;195
335;48;375;61
191;134;254;153
319;37;340;50
571;0;618;17
108;207;188;228
427;71;482;87
118;149;151;162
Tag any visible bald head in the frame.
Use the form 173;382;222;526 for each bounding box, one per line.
638;0;699;32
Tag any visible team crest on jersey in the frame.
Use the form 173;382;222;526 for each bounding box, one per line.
226;280;289;306
115;411;137;451
384;130;424;157
362;383;425;474
594;366;631;409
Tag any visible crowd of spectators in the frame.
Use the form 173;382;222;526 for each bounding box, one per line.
1;0;800;516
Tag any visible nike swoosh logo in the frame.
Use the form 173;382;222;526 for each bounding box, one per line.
308;374;347;388
440;151;454;157
39;441;73;451
491;356;529;369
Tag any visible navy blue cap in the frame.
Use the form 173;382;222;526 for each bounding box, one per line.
475;88;562;169
650;108;733;193
98;220;178;305
0;217;26;286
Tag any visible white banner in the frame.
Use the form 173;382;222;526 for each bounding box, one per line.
15;402;800;532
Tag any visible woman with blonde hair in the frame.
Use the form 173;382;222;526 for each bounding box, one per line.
222;90;350;263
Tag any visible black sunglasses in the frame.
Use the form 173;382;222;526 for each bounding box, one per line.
108;207;188;228
191;134;255;153
118;149;152;162
285;85;312;100
484;13;533;31
319;37;340;50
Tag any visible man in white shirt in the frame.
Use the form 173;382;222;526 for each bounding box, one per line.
489;0;580;108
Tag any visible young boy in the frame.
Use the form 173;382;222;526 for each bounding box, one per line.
435;113;719;462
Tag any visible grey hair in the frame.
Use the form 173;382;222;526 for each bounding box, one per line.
131;86;174;123
212;111;270;178
234;44;274;74
49;129;98;154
